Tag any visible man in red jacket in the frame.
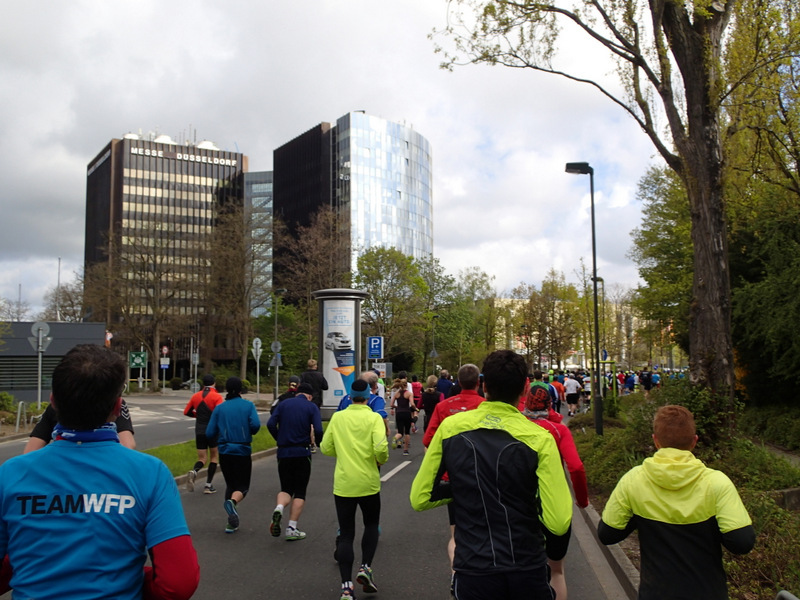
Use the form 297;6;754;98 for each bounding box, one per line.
422;363;484;574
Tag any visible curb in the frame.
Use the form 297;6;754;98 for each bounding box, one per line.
580;501;640;599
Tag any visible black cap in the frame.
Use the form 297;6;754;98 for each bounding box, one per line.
296;383;314;395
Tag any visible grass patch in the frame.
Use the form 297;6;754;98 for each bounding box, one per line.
143;428;278;476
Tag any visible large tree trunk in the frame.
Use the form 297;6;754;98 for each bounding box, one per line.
664;6;736;408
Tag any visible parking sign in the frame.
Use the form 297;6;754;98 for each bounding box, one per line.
367;336;383;360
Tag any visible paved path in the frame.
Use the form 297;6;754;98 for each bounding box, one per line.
179;442;634;600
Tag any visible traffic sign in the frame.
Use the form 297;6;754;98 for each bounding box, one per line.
271;340;281;353
253;337;262;351
130;351;148;369
367;336;384;360
161;345;169;356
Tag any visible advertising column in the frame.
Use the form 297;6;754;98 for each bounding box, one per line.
311;288;370;418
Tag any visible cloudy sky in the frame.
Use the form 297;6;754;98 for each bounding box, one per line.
0;1;661;315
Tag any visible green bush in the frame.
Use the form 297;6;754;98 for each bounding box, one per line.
738;404;800;451
0;391;16;413
169;377;183;390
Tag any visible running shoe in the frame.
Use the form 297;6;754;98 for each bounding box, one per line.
285;527;306;541
356;565;378;593
270;509;283;537
185;470;196;492
340;585;355;600
224;499;239;529
403;450;409;456
203;484;217;494
225;523;238;534
310;445;317;454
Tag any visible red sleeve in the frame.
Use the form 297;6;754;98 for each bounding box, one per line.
143;535;199;600
423;403;446;448
183;397;196;418
555;426;589;508
0;554;11;595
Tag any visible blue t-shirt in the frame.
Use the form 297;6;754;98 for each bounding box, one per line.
337;393;388;419
205;396;262;456
0;440;189;600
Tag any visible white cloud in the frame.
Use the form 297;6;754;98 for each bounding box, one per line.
0;0;660;313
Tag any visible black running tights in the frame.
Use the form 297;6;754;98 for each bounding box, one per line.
334;493;381;583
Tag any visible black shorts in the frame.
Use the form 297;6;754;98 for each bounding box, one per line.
396;411;412;435
277;455;312;499
566;393;580;404
218;453;252;499
195;433;217;450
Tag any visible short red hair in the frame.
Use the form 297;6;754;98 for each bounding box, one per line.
653;405;696;450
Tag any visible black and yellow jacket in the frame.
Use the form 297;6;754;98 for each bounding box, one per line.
409;401;572;574
598;447;755;600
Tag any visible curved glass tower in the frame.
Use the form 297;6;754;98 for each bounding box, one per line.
274;111;433;270
334;112;433;265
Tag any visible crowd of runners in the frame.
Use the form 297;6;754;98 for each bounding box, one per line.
0;345;754;600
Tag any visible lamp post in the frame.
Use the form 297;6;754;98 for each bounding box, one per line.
429;315;440;375
273;288;287;403
565;162;603;435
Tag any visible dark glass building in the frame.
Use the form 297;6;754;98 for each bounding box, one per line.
274;112;433;269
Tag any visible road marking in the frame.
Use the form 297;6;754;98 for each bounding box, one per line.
380;460;411;482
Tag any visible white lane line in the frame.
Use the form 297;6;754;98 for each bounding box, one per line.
380;460;412;482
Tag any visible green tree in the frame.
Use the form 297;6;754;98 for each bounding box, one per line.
416;255;457;369
629;167;693;354
540;269;580;368
354;247;426;362
273;206;350;357
433;0;800;408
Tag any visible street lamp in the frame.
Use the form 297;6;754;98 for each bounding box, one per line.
565;162;603;435
273;288;287;403
429;315;440;375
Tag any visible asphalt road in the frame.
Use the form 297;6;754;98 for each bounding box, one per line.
0;390;635;598
181;436;632;600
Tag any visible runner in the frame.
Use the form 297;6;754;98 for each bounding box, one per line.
320;380;389;600
421;363;484;574
205;377;262;534
183;374;224;493
522;384;589;599
266;382;323;541
411;350;572;600
389;375;416;455
563;373;582;416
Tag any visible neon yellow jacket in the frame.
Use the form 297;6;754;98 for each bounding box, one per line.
320;403;389;497
599;447;755;599
410;400;573;570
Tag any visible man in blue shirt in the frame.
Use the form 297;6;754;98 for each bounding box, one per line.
0;344;199;600
266;382;324;541
337;372;389;437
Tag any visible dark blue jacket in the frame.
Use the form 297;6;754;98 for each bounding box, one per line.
267;396;324;458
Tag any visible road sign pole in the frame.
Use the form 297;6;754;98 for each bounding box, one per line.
37;328;43;410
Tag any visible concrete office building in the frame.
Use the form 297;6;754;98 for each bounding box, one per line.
273;111;433;269
84;133;247;375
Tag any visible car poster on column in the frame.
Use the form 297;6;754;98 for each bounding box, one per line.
321;299;356;408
